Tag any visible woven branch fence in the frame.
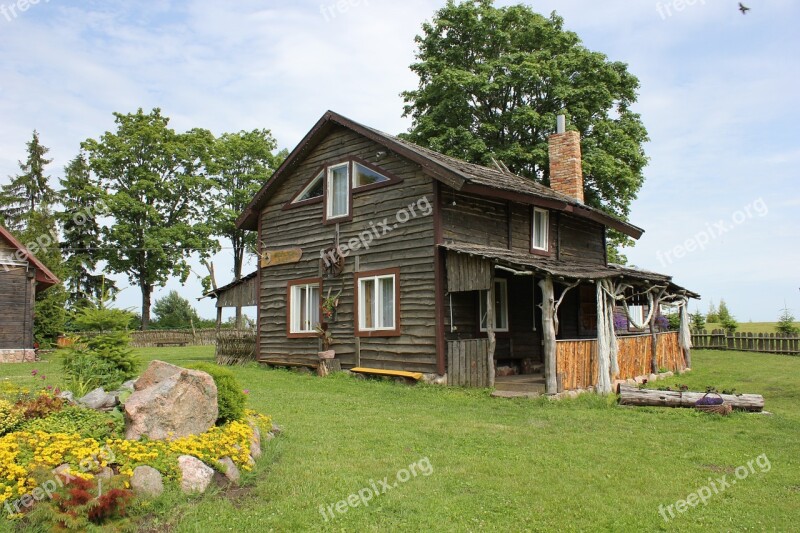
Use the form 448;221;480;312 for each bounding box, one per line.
215;329;258;366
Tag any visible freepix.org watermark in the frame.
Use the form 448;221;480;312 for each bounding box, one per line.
319;457;433;522
656;197;767;267
320;195;432;268
320;0;370;22
656;0;706;20
659;453;771;522
1;0;50;23
3;446;116;517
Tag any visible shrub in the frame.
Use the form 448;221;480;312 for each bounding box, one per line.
16;392;65;421
61;332;139;396
776;306;799;335
22;405;124;441
189;363;246;424
0;399;23;436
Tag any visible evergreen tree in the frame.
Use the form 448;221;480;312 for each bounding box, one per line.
776;304;799;335
690;309;706;330
57;154;115;307
717;299;737;333
706;299;719;323
0;131;56;231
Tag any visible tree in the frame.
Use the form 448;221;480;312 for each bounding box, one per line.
776;304;799;335
152;290;201;329
706;299;719;323
717;300;737;333
401;0;649;260
82;108;217;329
690;309;706;330
207;130;284;327
0;131;56;232
57;154;115;307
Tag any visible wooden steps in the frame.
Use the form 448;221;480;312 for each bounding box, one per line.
493;373;546;395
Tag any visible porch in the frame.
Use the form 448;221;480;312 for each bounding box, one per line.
441;243;698;395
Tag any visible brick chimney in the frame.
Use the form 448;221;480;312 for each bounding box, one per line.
548;115;584;203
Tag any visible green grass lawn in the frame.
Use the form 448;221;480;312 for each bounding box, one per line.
2;347;798;532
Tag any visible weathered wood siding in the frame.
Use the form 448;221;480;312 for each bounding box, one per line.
557;213;605;265
447;339;490;387
258;126;438;373
445;251;491;292
440;187;509;248
0;266;35;349
216;277;257;308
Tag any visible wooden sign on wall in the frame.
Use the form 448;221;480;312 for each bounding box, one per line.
260;248;303;268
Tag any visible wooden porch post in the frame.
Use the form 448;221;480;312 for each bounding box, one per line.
486;279;496;387
539;275;557;394
215;306;223;335
649;295;660;374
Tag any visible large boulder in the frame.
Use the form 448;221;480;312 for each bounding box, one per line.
124;360;218;440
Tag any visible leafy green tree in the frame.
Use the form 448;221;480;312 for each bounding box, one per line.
401;0;649;259
57;154;115;307
207;130;284;326
706;300;719;323
717;299;733;323
0;131;56;232
152;290;201;329
776;305;799;335
82;108;217;329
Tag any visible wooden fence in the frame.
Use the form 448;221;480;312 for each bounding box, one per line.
69;329;218;348
692;329;800;355
216;329;258;365
447;339;491;387
556;332;685;390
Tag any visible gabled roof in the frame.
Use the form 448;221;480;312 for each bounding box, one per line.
0;225;60;291
236;111;644;239
440;242;699;299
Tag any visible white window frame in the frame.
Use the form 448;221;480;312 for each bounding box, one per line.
352;162;390;188
289;282;320;334
358;273;397;332
480;279;509;332
627;305;646;331
532;207;549;252
294;171;324;203
326;162;350;220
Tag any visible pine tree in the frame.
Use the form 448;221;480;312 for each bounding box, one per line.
706;299;719;323
776;304;799;335
0;131;56;231
717;299;738;333
57;154;115;307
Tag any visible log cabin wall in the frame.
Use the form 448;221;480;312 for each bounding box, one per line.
557;213;606;265
0;265;35;350
439;187;509;248
258;126;438;373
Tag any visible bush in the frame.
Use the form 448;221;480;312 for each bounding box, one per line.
189;363;246;424
22;405;124;441
16;392;66;421
0;399;23;436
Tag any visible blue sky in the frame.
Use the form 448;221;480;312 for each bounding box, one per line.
1;0;797;322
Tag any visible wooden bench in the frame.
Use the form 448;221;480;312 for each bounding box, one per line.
349;367;424;381
156;341;189;347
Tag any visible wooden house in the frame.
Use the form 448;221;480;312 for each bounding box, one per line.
0;225;60;363
234;111;698;394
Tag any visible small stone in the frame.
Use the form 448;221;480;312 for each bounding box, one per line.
626;379;637;386
213;457;241;487
246;455;256;467
265;432;275;442
271;424;283;436
78;387;118;410
634;376;645;384
131;466;164;498
120;379;137;391
249;426;262;459
58;390;75;403
567;390;579;399
178;455;215;494
97;467;114;480
662;371;674;378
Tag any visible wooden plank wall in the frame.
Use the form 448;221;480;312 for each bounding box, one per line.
0;266;33;349
216;277;257;308
692;329;800;355
445;252;491;292
447;339;490;387
556;332;685;390
258;126;438;373
440;188;509;247
557;213;606;265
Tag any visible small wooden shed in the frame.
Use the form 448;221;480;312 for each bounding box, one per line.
0;225;60;362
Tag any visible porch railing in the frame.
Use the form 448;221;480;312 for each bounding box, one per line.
556;332;685;391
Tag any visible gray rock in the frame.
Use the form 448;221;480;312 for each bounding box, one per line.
130;466;164;498
213;457;241;487
124;361;218;440
97;467;114;481
249;425;262;459
120;379;137;391
78;387;118;410
178;455;214;494
57;390;75;403
271;424;283;437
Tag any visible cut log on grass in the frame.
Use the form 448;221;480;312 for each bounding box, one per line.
617;385;764;412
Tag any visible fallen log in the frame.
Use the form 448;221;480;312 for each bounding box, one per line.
617;384;764;412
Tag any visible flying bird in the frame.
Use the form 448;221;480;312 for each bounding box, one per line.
738;3;751;15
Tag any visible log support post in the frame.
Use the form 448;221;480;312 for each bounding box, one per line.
486;280;496;387
539;275;557;395
650;291;662;374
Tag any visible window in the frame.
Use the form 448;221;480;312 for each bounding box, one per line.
295;171;324;202
532;207;549;252
355;269;400;336
480;279;509;332
287;279;321;336
326;163;350;220
627;305;645;331
353;162;389;188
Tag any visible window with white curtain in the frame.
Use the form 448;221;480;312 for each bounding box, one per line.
289;281;320;334
532;207;549;252
479;279;509;332
327;163;349;219
357;272;397;332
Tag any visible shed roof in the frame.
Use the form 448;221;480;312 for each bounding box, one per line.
0;225;60;291
236;111;644;239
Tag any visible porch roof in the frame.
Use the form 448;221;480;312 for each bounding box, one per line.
440;242;700;299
